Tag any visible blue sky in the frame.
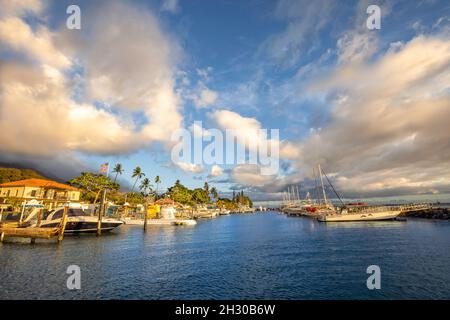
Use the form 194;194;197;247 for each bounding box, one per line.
1;0;450;200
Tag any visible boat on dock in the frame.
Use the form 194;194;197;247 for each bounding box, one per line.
39;204;123;233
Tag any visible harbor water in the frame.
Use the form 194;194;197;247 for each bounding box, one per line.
0;212;449;299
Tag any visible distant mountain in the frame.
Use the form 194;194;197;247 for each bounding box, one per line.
0;167;49;184
0;162;66;183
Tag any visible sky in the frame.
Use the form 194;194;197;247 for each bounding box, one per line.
0;0;450;201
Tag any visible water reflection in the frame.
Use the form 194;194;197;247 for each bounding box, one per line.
322;220;408;229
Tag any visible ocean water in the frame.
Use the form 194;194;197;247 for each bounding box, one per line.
0;212;449;299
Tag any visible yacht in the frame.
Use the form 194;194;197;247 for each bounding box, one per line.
39;204;123;233
314;165;401;222
318;205;401;222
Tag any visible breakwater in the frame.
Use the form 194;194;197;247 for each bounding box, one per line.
402;207;450;220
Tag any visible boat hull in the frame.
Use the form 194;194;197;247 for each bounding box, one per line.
318;210;401;222
122;218;197;226
40;217;123;233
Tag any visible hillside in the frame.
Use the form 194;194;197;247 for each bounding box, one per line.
0;167;48;184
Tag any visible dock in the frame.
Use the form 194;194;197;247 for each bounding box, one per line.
0;207;68;243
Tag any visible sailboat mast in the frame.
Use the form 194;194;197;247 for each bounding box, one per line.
318;164;328;205
313;167;321;204
287;187;291;203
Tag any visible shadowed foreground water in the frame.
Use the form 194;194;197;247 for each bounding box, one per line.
0;212;449;299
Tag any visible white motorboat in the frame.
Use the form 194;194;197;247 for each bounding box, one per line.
122;217;197;226
39;204;123;233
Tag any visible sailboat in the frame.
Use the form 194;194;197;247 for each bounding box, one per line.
316;166;401;222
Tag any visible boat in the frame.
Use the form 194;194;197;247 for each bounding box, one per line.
318;206;401;222
39;204;123;233
193;205;219;218
122;217;197;226
219;209;230;215
315;165;401;222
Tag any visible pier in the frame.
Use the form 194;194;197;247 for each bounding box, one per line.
0;206;68;243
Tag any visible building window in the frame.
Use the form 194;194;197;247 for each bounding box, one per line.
15;190;18;196
31;190;37;197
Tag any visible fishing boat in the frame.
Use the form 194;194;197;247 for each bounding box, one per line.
39;204;123;233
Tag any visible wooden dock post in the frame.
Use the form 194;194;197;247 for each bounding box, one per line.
143;202;148;232
97;189;107;236
57;206;68;243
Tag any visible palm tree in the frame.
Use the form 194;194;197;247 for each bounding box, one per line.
112;163;124;183
204;182;209;194
140;178;152;196
155;175;161;197
131;166;145;193
210;187;218;201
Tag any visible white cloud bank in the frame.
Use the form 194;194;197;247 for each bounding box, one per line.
297;34;450;196
0;0;183;164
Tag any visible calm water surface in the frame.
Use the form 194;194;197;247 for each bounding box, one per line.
0;212;449;299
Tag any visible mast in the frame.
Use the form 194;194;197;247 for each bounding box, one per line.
287;187;291;204
296;185;300;204
321;169;345;207
313;167;321;204
318;164;328;205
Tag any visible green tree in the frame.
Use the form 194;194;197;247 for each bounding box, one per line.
124;192;144;206
192;188;210;204
139;178;152;197
112;163;124;183
210;187;218;201
204;182;209;194
168;181;193;205
131;167;145;193
69;172;119;203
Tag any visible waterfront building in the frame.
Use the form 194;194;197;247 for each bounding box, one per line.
0;178;80;210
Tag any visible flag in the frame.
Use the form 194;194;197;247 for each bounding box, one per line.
99;163;109;175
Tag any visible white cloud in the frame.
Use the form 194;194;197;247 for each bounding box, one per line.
0;0;184;160
189;122;212;138
210;165;223;177
196;67;213;80
0;17;71;69
161;0;180;14
0;0;43;18
193;86;218;108
296;34;450;195
261;0;335;67
174;162;204;173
